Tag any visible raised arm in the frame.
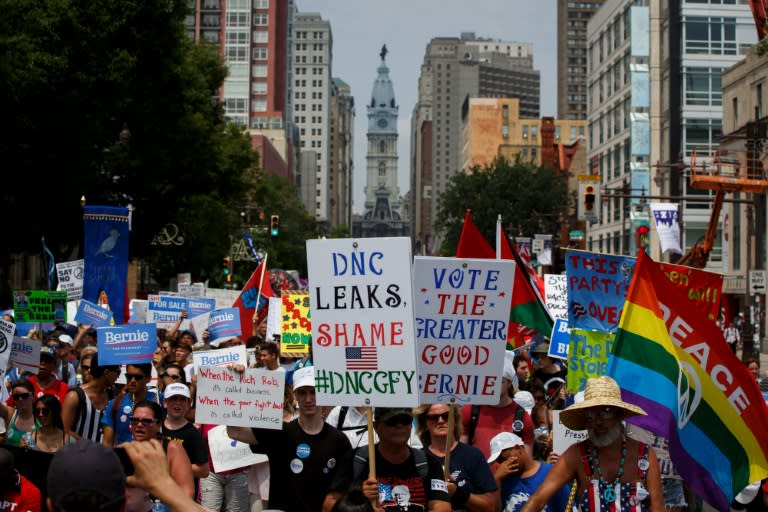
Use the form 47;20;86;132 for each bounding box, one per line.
519;444;580;512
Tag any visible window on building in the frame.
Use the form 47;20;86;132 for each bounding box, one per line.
253;30;268;43
252;47;267;60
253;13;268;25
252;64;267;77
251;99;267;112
253;0;268;7
379;162;386;176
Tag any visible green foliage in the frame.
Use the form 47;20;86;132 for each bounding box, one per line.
327;224;352;238
435;157;570;255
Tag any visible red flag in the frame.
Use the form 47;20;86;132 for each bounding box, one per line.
232;260;274;339
456;210;495;258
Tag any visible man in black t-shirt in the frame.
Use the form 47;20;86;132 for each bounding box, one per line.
162;383;209;480
227;366;351;512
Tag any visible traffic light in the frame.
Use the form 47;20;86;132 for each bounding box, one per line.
583;185;596;213
222;256;232;282
636;224;650;251
270;215;280;237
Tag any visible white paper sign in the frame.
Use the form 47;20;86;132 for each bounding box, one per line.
552;410;588;455
56;260;85;301
0;320;15;378
306;237;419;407
266;297;282;341
190;312;210;341
544;274;568;320
413;257;514;405
196;367;284;428
193;345;248;372
208;425;267;472
10;336;41;375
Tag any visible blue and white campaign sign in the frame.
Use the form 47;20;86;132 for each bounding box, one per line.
193;344;247;372
74;299;114;327
565;251;635;332
187;297;216;318
147;294;187;329
97;324;157;365
413;257;515;405
11;336;41;375
548;319;570;360
207;308;241;345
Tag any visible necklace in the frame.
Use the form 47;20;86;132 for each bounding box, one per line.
589;439;627;503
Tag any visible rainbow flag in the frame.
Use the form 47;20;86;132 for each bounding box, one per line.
608;251;768;511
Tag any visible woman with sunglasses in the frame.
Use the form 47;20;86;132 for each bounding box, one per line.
31;395;73;453
4;380;40;448
159;363;186;391
414;404;498;512
102;363;160;446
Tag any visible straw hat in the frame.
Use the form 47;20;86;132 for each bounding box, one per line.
559;376;646;430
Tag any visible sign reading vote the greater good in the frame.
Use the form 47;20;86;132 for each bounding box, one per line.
306;237;419;407
207;308;241;345
97;324;157;365
74;299;114;327
196;366;284;429
413;257;514;405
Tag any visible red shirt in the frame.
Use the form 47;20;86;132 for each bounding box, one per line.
1;474;42;512
461;401;535;459
7;376;68;407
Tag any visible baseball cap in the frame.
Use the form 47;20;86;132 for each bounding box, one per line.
47;439;126;508
514;391;535;415
292;366;315;390
488;432;524;463
502;356;519;388
164;383;191;399
58;334;73;345
374;407;413;423
40;346;56;361
531;342;550;355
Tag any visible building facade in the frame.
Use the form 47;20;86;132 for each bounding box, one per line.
329;78;355;231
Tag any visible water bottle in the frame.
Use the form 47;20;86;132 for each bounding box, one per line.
22;432;35;448
151;499;168;512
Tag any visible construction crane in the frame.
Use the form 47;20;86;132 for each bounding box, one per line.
748;0;768;39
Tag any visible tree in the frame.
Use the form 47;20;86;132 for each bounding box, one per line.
435;156;570;255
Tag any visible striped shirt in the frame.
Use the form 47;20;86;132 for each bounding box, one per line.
72;387;105;442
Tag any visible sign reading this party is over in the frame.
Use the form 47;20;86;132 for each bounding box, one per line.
306;237;418;407
413;257;514;405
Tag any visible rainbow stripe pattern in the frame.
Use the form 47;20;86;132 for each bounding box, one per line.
607;251;768;512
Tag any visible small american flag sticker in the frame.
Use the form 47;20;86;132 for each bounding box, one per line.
345;347;378;370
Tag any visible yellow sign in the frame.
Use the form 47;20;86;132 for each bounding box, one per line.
280;292;311;355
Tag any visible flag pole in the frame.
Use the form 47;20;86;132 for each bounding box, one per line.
496;215;502;260
252;253;269;327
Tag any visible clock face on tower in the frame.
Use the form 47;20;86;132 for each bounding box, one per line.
377;117;388;129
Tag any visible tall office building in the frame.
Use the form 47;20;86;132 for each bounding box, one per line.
354;47;408;238
410;33;540;252
293;12;333;226
329;78;355;230
557;0;606;120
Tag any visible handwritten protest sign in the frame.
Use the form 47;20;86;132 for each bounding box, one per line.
280;292;311;355
307;237;418;407
74;299;114;327
567;329;614;392
552;410;588;455
13;290;67;323
56;260;84;301
196;366;284;428
544;274;568;320
179;283;206;298
566;251;635;332
11;336;41;375
97;324;157;365
413;257;514;405
207;308;241;345
207;425;267;472
193;345;247;372
658;262;723;323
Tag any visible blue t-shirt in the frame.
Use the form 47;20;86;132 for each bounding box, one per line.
424;442;497;512
101;391;161;445
501;462;570;512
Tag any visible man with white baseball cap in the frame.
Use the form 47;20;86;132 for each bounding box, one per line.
489;431;571;512
227;366;352;511
163;383;209;480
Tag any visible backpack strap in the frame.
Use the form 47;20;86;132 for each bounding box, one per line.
413;447;428;478
352;446;369;481
467;405;481;445
336;406;349;430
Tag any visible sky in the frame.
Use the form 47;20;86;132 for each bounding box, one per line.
297;0;557;214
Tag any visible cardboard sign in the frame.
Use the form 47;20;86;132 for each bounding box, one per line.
193;345;248;372
548;319;570;360
207;308;242;345
544;274;568;320
413;257;514;405
552;410;587;455
11;336;41;375
74;299;114;327
97;324;157;365
195;367;284;428
56;260;84;301
207;425;267;472
13;290;67;323
306;237;419;407
280;292;311;355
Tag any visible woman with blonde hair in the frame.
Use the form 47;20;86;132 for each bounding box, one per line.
414;403;498;511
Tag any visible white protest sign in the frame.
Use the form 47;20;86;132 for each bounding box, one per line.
177;273;192;287
413;257;514;405
189;312;210;341
0;320;15;378
56;260;84;301
180;282;206;298
11;336;41;375
544;274;568;320
128;300;148;324
196;366;284;428
193;345;248;372
207;425;267;472
266;297;282;341
552;410;587;455
306;237;419;407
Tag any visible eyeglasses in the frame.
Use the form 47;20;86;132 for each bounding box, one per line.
584;407;616;423
80;365;91;371
35;407;51;416
383;415;412;427
12;392;32;401
130;417;159;426
125;374;145;382
163;373;182;381
425;412;450;422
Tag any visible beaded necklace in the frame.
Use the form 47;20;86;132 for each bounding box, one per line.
588;438;627;503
